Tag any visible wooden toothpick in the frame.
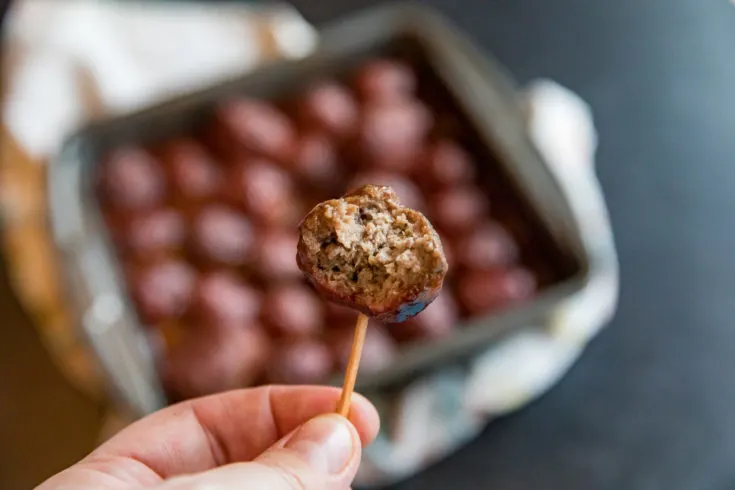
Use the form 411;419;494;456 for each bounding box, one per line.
336;313;369;417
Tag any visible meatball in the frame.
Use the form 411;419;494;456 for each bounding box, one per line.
99;146;165;211
227;159;296;226
358;100;432;171
297;185;447;323
190;205;254;266
213;98;295;161
252;229;301;281
160;138;222;200
121;208;185;257
262;284;323;337
190;271;261;330
298;82;359;138
267;339;334;385
458;268;537;314
417;140;475;190
289;133;342;189
353;59;416;101
162;325;270;400
430;186;489;234
128;259;196;324
455;221;520;270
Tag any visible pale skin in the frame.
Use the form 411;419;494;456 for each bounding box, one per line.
36;386;380;490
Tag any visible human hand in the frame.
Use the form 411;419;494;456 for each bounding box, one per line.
36;385;380;490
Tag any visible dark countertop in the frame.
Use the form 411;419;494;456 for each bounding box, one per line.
289;1;735;489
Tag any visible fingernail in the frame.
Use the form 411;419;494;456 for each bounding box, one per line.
285;414;355;475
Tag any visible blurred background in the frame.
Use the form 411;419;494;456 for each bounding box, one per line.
2;0;735;489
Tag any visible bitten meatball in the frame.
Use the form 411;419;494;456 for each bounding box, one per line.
297;185;448;323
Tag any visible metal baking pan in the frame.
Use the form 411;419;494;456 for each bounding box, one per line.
48;3;591;416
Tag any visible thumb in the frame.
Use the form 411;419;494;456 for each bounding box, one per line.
156;414;361;490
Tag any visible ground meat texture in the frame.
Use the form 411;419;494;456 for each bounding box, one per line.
458;267;537;314
353;59;416;101
100;146;165;211
297;185;448;323
266;339;334;385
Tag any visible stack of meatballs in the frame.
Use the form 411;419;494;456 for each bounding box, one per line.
96;58;537;402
